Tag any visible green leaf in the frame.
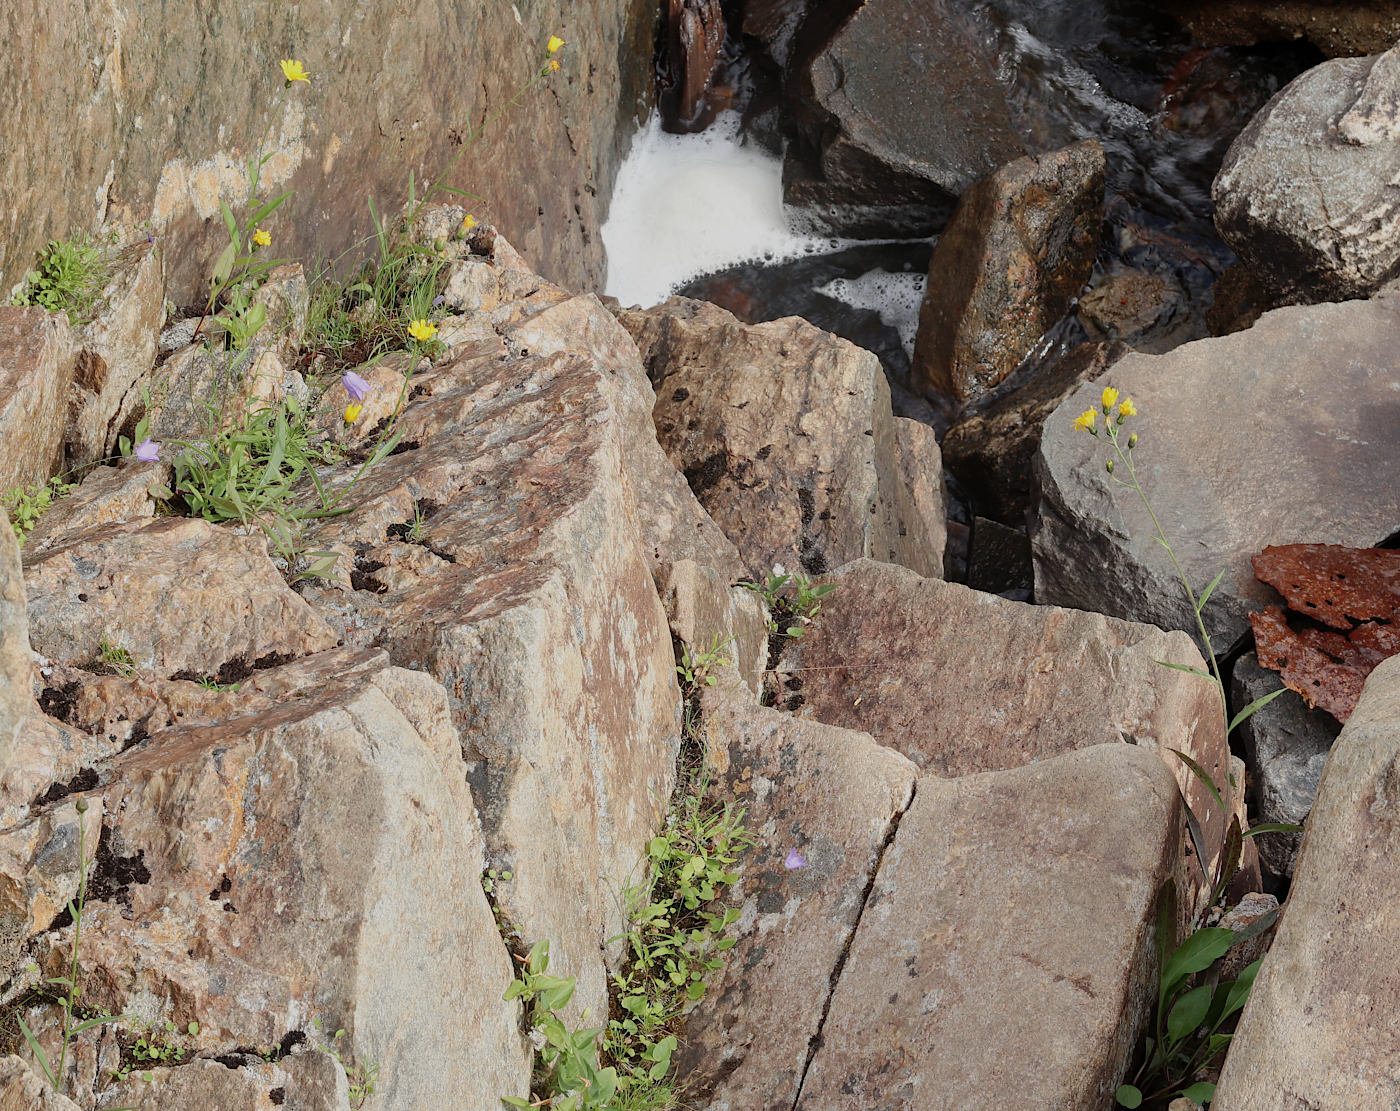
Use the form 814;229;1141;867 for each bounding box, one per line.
1167;982;1213;1040
1241;822;1304;838
1195;568;1227;613
1157;659;1213;679
18;1018;55;1086
1115;1084;1143;1108
1218;957;1263;1023
1227;687;1288;736
219;199;239;242
211;242;237;289
501;1097;533;1108
1170;749;1227;814
1161;927;1237;1007
1180;1081;1216;1104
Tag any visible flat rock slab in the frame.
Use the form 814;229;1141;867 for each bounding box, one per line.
1214;655;1400;1109
796;744;1181;1110
679;687;916;1110
23;516;337;678
619;297;944;579
1033;295;1400;647
784;559;1229;882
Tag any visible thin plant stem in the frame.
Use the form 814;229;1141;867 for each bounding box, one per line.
56;799;90;1086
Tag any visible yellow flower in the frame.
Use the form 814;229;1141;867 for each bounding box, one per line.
407;318;437;343
280;59;311;85
252;228;271;247
547;35;565;54
1101;386;1119;412
344;402;363;424
1072;409;1097;433
461;213;479;231
1118;397;1138;418
549;58;561;71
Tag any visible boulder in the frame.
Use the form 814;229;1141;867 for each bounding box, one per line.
101;1056;344;1111
1032;296;1400;647
784;0;1027;236
783;559;1230;885
0;0;654;303
911;141;1106;404
0;307;77;496
796;744;1183;1110
661;0;725;129
0;1055;82;1111
0;795;101;943
657;560;770;697
299;321;682;1024
1232;652;1341;878
619;297;944;578
940;340;1128;523
0;511;31;777
64;241;164;469
1166;0;1400;58
23;517;338;679
48;678;528;1111
23;461;170;553
677;687;917;1110
1213;655;1400;1109
1214;43;1400;304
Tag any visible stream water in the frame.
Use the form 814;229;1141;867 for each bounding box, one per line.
601;0;1318;413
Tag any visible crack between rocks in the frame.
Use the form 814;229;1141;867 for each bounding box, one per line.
788;776;917;1111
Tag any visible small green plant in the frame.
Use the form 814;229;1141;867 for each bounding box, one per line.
309;1021;378;1109
110;1018;199;1082
1;476;75;544
194;676;240;693
18;797;128;1102
675;635;733;690
12;234;113;325
503;940;620;1111
738;568;838;639
96;635;137;677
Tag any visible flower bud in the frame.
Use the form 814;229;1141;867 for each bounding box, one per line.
1128;433;1138;449
1105;459;1115;474
74;795;89;815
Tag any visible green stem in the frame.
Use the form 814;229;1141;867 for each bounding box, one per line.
56;805;89;1088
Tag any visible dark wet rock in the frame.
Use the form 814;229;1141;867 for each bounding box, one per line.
1033;295;1400;647
660;0;726;129
940;340;1128;524
911;141;1105;404
1166;0;1400;57
1231;652;1340;879
966;516;1032;600
1214;43;1400;304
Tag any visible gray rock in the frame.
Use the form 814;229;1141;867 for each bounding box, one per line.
1213;655;1400;1110
796;745;1183;1111
0;1055;82;1111
1033;295;1400;648
911;141;1105;404
1231;652;1340;878
1214;43;1400;304
678;686;917;1111
784;0;1026;235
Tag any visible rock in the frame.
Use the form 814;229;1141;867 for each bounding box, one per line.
966;516;1032;600
54;678;528;1111
1;511;31;777
24;461;170;553
893;417;946;577
64;241;164;469
784;0;1027;236
0;796;101;943
505;292;744;579
0;1054;82;1111
0;715;120;832
911;141;1106;404
661;0;725;129
1212;655;1400;1110
0;0;654;303
1033;296;1400;647
103;1057;313;1111
796;744;1183;1110
23;517;338;678
1214;44;1400;304
1232;652;1341;879
299;330;681;1024
657;560;769;697
313;356;411;447
251;262;311;352
677;687;917;1110
783;559;1232;898
1217;891;1281;983
1078;269;1193;352
940;340;1128;524
1166;0;1400;58
0;307;77;496
619;297;944;578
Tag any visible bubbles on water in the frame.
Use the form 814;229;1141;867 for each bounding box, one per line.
816;270;928;359
601;112;850;308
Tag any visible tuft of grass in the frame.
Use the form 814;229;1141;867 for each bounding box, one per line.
96;635;137;677
12;234;114;325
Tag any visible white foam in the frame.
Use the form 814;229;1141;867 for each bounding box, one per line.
817;269;927;358
601;113;841;308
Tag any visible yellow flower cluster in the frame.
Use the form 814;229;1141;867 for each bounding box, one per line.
280;59;310;85
408;318;438;343
1074;385;1138;439
252;228;271;247
344;402;363;425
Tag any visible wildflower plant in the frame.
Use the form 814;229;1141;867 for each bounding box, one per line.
11;234;114;325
